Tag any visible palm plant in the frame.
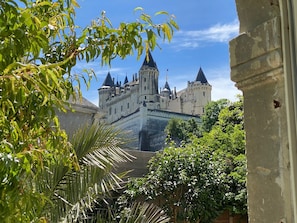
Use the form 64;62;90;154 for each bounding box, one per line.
35;123;170;223
117;202;170;223
37;123;132;222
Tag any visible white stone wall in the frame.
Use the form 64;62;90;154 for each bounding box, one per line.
103;85;140;123
165;82;211;116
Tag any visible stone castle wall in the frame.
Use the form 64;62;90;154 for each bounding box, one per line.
112;106;201;151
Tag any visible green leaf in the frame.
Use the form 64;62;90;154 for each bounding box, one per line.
163;23;172;41
155;11;169;16
134;7;144;12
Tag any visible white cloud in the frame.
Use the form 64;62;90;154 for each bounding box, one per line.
210;77;241;102
171;20;239;50
207;66;241;101
94;67;128;76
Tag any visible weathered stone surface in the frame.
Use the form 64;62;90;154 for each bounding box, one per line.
230;1;296;222
235;0;280;33
230;17;282;89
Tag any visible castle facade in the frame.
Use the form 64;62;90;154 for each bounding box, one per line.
98;52;211;151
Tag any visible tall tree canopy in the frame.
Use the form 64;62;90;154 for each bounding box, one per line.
0;0;178;221
164;118;201;146
201;98;229;132
198;96;246;214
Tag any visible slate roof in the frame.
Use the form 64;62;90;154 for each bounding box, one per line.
101;72;114;87
124;75;129;85
141;50;158;69
163;81;171;92
195;67;208;84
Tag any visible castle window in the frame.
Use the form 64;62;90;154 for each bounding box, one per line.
114;108;116;114
109;107;112;115
121;105;123;111
144;86;146;90
127;103;129;109
144;78;146;82
144;96;147;100
203;91;205;97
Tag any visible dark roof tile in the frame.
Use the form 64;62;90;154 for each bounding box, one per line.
101;72;114;87
141;50;158;69
195;67;208;84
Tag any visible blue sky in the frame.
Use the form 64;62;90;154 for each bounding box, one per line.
74;0;240;105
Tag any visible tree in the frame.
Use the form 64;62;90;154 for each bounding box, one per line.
120;145;227;223
198;96;247;215
0;0;178;221
201;99;229;132
165;118;201;146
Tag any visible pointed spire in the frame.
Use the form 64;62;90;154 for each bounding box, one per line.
166;69;168;82
101;72;114;87
124;75;129;85
141;50;158;69
195;67;208;84
163;69;171;92
164;81;171;92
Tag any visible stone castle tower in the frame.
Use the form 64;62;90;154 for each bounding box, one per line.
139;51;159;106
98;52;211;151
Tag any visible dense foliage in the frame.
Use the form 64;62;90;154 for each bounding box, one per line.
201;98;229;132
120;146;227;223
0;0;178;221
164;118;201;146
198;96;246;214
120;97;246;222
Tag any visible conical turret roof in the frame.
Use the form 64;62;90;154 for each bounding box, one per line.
195;67;208;84
101;72;114;87
163;81;171;92
141;50;158;69
124;75;129;85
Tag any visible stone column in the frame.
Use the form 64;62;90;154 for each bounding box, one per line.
230;13;293;223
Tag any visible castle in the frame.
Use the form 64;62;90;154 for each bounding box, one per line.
98;51;211;151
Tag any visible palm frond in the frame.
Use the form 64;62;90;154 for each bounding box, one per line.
39;123;134;222
71;123;133;165
119;202;170;223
